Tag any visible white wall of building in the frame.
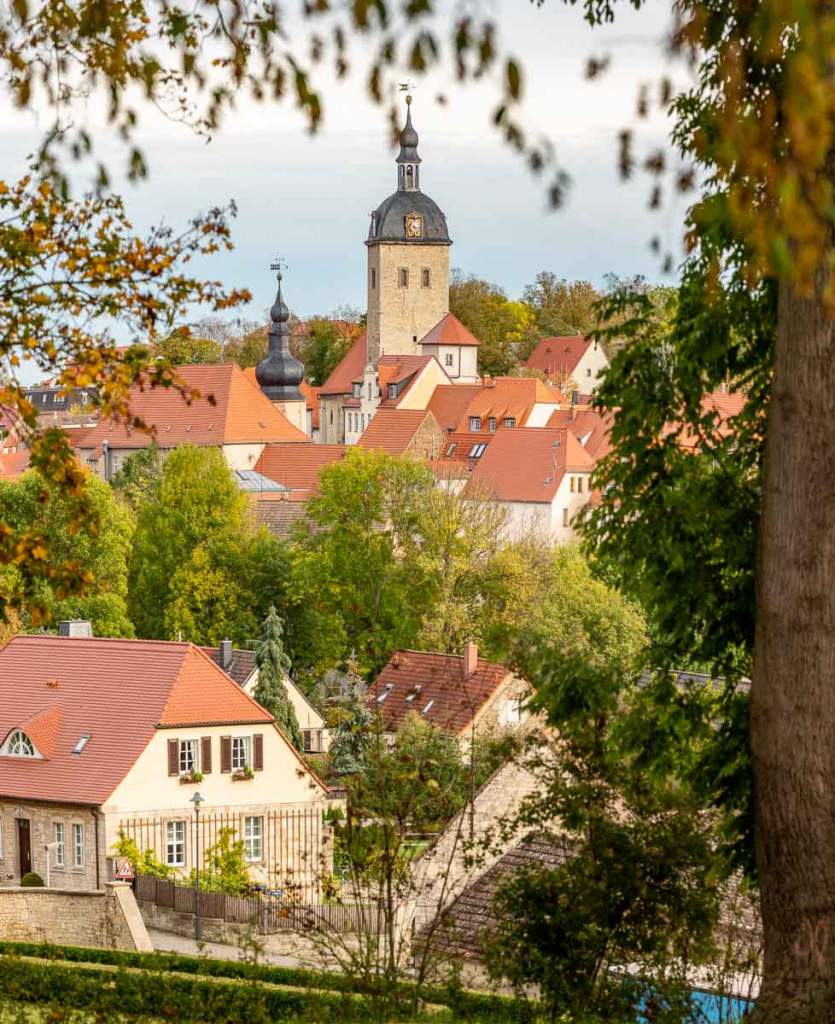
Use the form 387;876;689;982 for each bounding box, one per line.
573;341;610;393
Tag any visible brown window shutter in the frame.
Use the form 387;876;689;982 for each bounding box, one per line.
167;738;179;776
201;736;212;774
220;736;231;773
253;733;264;772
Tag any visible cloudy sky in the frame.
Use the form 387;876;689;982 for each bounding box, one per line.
0;0;688;335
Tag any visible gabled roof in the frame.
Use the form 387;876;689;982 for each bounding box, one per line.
465;427;593;504
525;335;591;380
427;385;483;433
0;636;273;805
357;408;442;456
375;355;439;407
255;442;347;496
77;364;307;450
420;313;481;348
546;407;613;461
453;378;563;433
368;649;511;736
319;333;368;396
200;647;258;688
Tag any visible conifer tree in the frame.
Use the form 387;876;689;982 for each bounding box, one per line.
254;607;303;751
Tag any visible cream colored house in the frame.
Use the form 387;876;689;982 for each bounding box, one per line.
0;634;330;897
203;642;330;754
463;426;594;542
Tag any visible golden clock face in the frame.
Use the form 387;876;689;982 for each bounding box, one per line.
405;214;423;239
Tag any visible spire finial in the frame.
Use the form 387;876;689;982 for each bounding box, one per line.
256;258;304;399
269;257;289;324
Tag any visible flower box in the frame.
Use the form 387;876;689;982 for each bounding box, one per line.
179;771;203;785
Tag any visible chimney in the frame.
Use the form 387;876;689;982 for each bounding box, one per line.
463;642;478;678
220;638;233;670
58;620;93;638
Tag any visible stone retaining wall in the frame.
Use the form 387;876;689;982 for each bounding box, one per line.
0;882;152;951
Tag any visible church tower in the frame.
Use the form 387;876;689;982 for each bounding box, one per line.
365;98;451;363
255;263;307;434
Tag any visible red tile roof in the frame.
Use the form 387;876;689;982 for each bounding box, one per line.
0;450;30;480
465;427;593;503
438;431;493;464
357;408;443;456
375;355;438;407
319;333;368;396
0;636;273;805
77;364;307;450
525;336;591;381
368;650;511;735
546;407;613;461
255;442;347;495
453;378;563;433
420;313;481;347
427;385;483;432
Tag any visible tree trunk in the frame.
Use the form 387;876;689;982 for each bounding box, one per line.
750;240;835;1021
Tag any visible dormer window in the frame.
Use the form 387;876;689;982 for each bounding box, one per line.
469;416;482;432
504;417;516;428
488;417;497;432
388;384;398;400
3;730;37;758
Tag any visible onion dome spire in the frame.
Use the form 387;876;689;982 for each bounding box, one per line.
255;259;304;401
396;95;421;192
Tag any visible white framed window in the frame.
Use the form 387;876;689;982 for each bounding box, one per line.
570;476;576;493
488;417;496;432
244;816;263;862
504;417;516;428
72;823;84;868
166;820;186;866
4;730;36;758
231;736;251;771
563;508;569;528
578;477;584;494
505;698;524;725
179;739;198;775
469;416;481;432
444;353;454;367
54;822;65;868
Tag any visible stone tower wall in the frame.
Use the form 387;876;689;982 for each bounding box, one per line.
366;243;449;361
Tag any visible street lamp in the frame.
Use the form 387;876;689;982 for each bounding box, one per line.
190;791;204;942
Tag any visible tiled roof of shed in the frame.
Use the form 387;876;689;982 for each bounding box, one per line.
368;649;510;736
255;442;346;495
0;636;273;805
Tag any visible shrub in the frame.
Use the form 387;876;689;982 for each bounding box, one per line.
20;873;44;887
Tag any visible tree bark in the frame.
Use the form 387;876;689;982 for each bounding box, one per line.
750;227;835;1021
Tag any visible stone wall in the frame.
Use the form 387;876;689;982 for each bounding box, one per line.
0;882;152;951
406;415;446;461
138;899;347;968
0;802;102;891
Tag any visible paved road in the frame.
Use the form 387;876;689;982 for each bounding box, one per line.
147;928;306;968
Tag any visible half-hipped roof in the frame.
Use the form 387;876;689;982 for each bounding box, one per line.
0;635;274;805
77;363;307;450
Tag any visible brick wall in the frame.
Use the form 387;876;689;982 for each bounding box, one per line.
0;883;152;951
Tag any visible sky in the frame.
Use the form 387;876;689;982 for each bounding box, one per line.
0;0;689;346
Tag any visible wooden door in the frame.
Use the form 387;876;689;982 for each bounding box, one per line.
17;818;31;878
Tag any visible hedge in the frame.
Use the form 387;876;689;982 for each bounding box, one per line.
0;942;530;1022
0;954;405;1023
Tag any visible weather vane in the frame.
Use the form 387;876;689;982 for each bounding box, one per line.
270;256;287;282
399;80;416;104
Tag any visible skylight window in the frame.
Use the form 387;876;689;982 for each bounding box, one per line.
445;443;456;456
468;443;487;458
421;700;435;715
376;684;394;704
404;685;422;704
72;734;91;755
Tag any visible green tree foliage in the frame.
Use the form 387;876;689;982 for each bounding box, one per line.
486;572;725;1022
113;833;172;880
288;448;434;674
328;671;375;777
110;445;164;511
449;270;538;376
298;319;357;386
0;469;135;635
188;827;251;895
224;328;268;369
155;330;223;366
128;446;289;645
522;272;601;338
254;606;303;750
